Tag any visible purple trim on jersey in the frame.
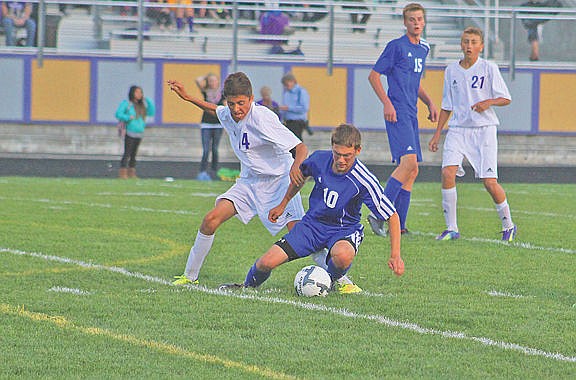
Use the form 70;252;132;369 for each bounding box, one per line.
372;34;430;116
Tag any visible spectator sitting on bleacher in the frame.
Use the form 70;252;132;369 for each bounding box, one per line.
1;1;36;46
146;0;172;31
258;9;303;54
343;0;371;33
168;0;194;33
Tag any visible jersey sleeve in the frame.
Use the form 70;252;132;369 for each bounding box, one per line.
372;40;398;76
256;107;302;153
441;65;454;111
300;152;319;178
489;62;512;101
352;162;396;220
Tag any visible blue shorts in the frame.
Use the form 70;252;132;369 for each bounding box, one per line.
276;218;364;261
385;114;422;164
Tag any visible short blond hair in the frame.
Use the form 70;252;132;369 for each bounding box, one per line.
403;3;426;20
462;26;484;43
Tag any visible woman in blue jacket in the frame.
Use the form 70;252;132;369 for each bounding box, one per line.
115;86;155;179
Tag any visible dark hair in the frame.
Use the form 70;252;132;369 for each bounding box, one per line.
331;123;361;150
128;85;147;119
223;72;253;98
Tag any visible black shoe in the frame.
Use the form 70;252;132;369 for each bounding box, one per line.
218;283;244;291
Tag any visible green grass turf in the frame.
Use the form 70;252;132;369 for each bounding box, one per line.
1;177;575;379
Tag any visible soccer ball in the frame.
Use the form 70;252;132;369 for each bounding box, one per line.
294;265;332;297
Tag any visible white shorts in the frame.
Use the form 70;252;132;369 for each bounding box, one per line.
216;174;305;236
442;125;499;179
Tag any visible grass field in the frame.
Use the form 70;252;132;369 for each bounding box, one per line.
1;177;575;379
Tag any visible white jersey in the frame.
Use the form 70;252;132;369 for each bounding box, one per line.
442;58;511;128
216;102;301;179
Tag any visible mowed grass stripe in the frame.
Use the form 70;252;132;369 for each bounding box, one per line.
0;303;298;380
3;247;576;364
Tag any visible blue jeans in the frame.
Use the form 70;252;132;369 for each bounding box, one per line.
200;127;223;172
3;18;36;46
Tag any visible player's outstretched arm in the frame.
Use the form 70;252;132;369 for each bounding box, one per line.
167;80;218;116
387;213;404;276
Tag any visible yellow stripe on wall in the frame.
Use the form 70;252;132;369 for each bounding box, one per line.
418;69;444;131
31;59;90;122
291;67;347;127
539;73;576;132
163;63;221;124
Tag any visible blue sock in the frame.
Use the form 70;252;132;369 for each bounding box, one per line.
244;262;270;288
326;258;351;283
187;16;194;32
384;177;403;204
395;188;411;230
176;17;183;30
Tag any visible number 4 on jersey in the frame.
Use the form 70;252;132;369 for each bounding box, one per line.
241;133;250;149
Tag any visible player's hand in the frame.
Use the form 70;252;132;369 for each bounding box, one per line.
289;166;305;188
427;103;439;123
268;205;285;223
471;100;489;113
428;134;440;152
383;101;397;123
388;256;404;276
167;80;189;101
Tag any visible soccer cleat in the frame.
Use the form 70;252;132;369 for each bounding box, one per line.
337;283;363;294
501;225;517;242
401;228;410;235
367;214;387;237
218;283;245;291
172;274;199;286
436;230;460;241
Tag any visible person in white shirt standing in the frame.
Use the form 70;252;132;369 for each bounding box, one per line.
428;27;517;242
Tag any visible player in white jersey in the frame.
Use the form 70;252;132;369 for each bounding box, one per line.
168;72;307;284
167;72;361;292
428;27;517;242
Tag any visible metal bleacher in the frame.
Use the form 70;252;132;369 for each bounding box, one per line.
52;1;466;64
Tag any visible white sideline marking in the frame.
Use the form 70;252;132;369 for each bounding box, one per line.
97;192;171;197
486;290;531;299
460;206;576;220
413;231;576;255
48;286;93;296
0;196;196;216
2;247;575;364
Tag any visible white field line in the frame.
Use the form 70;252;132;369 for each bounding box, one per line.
2;247;575;364
485;290;532;299
0;196;196;216
459;206;576;220
413;231;576;255
48;286;93;296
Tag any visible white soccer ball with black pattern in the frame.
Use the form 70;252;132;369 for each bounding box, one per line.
294;265;332;297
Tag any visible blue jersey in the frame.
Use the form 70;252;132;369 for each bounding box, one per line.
372;34;430;116
300;150;396;228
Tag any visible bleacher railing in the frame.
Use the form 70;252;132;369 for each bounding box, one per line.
2;1;575;74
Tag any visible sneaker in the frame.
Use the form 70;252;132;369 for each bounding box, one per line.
337;283;363;294
401;228;410;235
501;225;517;242
435;230;460;241
172;274;199;286
196;171;212;181
367;214;387;237
218;283;245;291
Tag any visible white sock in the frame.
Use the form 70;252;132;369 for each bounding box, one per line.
311;249;329;269
184;231;215;281
441;187;458;232
495;199;514;230
310;249;353;286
